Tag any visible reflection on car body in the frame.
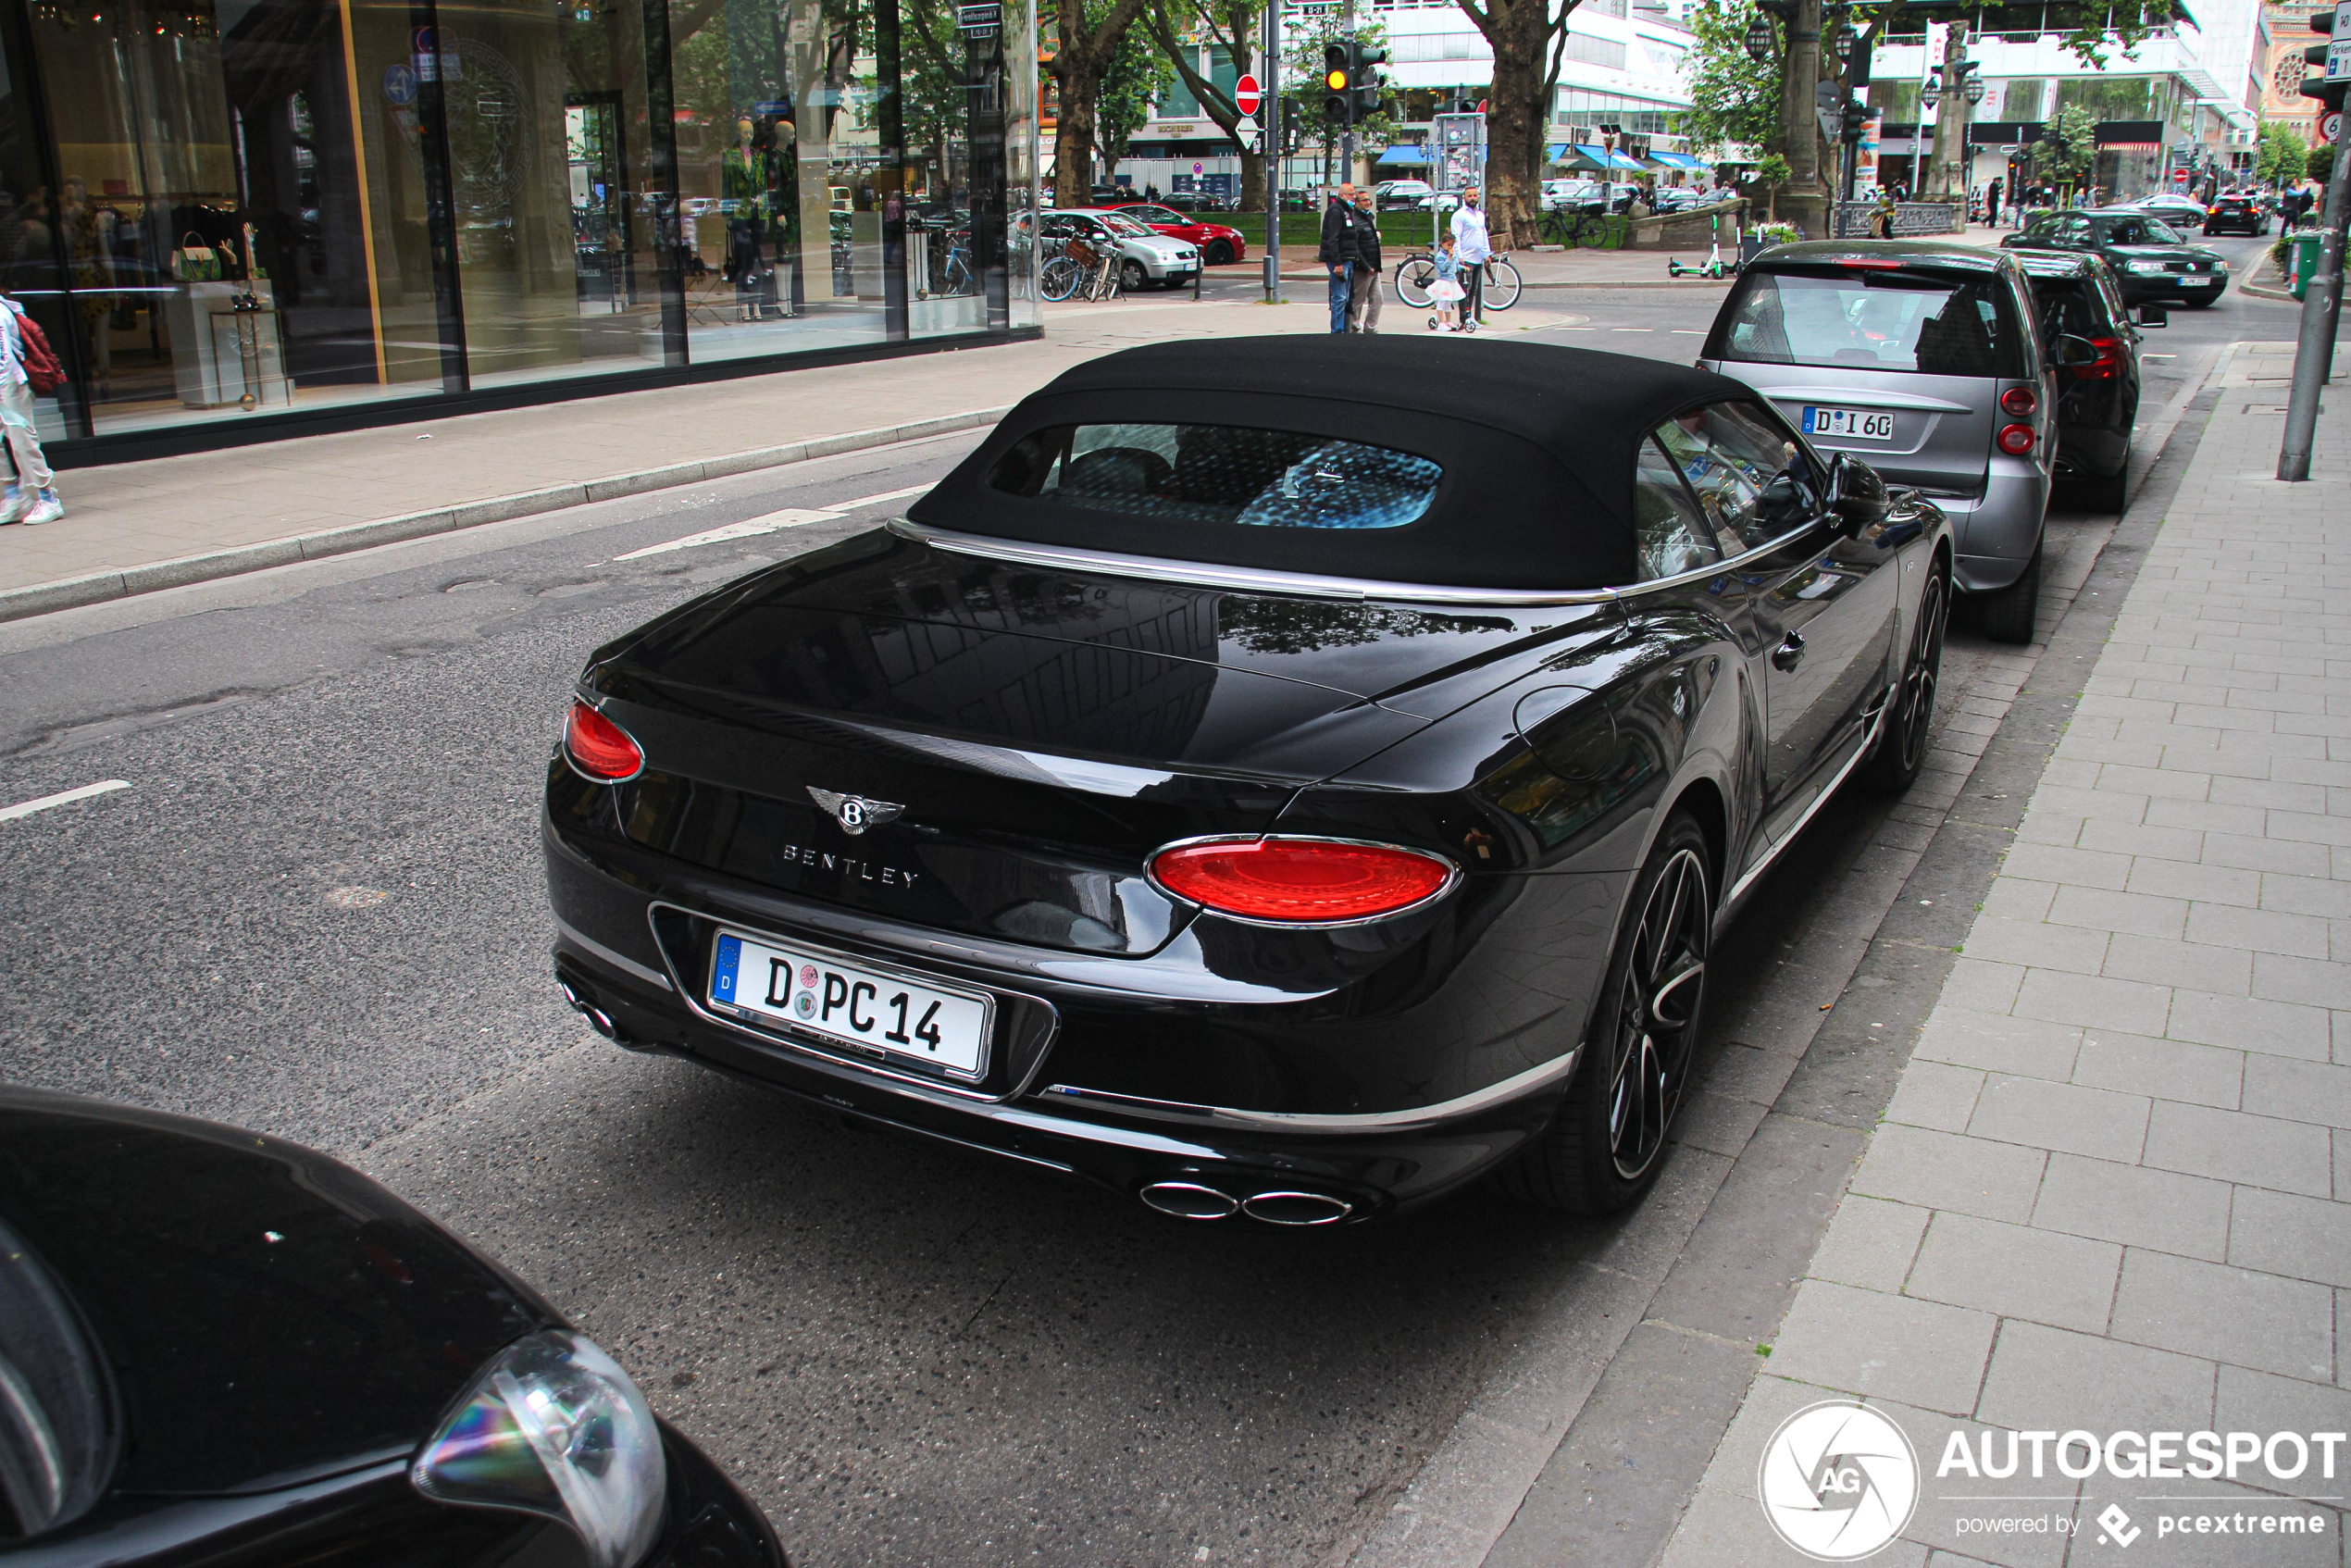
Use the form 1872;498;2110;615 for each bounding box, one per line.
542;338;1951;1225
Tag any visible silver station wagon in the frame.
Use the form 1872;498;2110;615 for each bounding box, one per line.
1698;241;2088;643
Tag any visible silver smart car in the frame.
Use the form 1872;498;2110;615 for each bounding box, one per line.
1699;240;2091;642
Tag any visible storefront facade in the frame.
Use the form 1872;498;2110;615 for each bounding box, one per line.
0;0;1039;463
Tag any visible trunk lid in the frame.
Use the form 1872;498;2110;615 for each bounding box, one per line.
580;530;1573;957
1720;363;1998;498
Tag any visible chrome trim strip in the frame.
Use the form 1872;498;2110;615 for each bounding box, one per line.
1144;833;1466;930
1723;685;1894;909
891;518;1624;607
1041;1044;1583;1133
554;917;674;991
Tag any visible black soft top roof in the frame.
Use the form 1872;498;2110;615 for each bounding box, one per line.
908;336;1756;591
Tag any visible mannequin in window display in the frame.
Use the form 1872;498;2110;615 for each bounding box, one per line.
60;178;118;387
765;113;803;317
722;117;771;320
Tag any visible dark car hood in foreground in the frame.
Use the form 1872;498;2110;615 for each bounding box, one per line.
0;1087;553;1500
566;529;1619;956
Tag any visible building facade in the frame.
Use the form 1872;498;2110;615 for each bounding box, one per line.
2;0;1039;464
1867;21;2259;201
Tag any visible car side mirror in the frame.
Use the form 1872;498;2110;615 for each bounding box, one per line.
2048;332;2102;369
1824;453;1888;537
2133;304;2169;328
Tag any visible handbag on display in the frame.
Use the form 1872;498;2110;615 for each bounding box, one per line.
171;230;220;281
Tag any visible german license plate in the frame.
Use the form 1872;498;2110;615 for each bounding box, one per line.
1802;405;1896;440
708;930;992;1081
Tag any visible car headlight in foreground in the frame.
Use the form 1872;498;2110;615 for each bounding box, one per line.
2128;260;2170;274
412;1329;667;1568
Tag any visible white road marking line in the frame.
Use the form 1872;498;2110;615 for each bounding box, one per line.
1611;327;1654;332
1;779;131;822
616;482;937;561
2144;353;2177;359
1671;329;1706;334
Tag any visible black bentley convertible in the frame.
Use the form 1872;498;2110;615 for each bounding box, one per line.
543;339;1950;1221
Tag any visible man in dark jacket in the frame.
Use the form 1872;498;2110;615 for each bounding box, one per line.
1319;185;1362;332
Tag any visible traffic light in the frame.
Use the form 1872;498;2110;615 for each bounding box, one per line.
2305;9;2346;113
1350;41;1387;121
1323;43;1350;121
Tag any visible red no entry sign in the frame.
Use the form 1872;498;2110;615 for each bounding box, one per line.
1236;74;1262;117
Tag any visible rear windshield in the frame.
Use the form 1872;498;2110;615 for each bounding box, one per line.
987;422;1444;529
1713;268;2025;378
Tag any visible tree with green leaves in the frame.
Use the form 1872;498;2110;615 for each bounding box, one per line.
1097;24;1173;179
1144;0;1267;209
2307;141;2333;190
2258;122;2308;188
2044;104;2097;192
1753;151;1789;221
1678;0;1782;159
1046;0;1155;204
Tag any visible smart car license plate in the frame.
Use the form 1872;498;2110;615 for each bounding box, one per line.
1802;406;1896;440
708;930;992;1080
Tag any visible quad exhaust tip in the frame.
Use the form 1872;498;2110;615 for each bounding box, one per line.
1138;1182;1356;1226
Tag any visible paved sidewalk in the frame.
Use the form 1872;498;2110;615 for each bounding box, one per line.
0;293;1326;616
1658;344;2351;1564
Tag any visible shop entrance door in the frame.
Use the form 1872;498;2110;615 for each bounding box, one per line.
566;93;632;313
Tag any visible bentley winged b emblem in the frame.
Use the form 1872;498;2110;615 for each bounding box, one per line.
807;787;904;836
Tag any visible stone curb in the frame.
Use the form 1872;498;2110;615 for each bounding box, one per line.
0;404;1014;626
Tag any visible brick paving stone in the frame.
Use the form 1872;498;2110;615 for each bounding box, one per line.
1905;1213;2121;1334
1766;1281;1999;1415
1965;1076;2151;1164
2029;1153;2234;1262
2110;1250;2337;1381
1975;1320;2217;1434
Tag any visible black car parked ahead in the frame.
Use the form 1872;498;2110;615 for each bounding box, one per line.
2012;250;2162;513
2002;205;2230;305
2203;193;2270;236
0;1088;788;1568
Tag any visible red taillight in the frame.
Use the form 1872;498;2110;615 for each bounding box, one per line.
1996;423;2036;456
564;699;644;781
2076;336;2126;380
2000;385;2037;417
1149;837;1457;925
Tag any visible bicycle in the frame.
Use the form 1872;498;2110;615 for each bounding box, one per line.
1039;237;1123;304
1393;254;1520;313
1538;207;1609;248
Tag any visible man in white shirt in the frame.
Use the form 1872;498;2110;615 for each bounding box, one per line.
1448;187;1491;331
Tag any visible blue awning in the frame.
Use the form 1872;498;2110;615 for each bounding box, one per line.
1376;144;1431;166
1648;150;1710;170
1574;143;1647;171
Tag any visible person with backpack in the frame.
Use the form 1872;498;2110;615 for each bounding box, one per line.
0;290;62;524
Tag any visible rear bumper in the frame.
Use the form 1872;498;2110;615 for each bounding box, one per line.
1908;461;2048;593
543;822;1581;1220
554;939;1561;1221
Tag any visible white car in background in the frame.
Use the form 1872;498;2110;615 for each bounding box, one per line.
1032;209;1200;290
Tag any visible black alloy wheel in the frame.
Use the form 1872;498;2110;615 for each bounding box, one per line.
1863;564;1948;792
1501;812;1712;1215
1205;240;1235;265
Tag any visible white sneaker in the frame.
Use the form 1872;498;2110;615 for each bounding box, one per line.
0;485;23;525
20;488;62;526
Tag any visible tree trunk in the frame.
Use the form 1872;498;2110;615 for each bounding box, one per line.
1050;0;1152;205
1239;148;1264;211
1471;0;1559;249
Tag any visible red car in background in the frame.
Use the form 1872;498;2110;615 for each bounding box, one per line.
1087;204;1250;266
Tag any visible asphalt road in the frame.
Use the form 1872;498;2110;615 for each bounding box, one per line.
0;258;2302;1567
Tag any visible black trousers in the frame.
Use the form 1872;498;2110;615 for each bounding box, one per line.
1461;263;1484;322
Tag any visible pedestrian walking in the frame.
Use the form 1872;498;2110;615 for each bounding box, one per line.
1348;188;1384;333
1319;184;1361;334
1424;235;1466;331
1449;186;1490;332
1984;177;2001;228
0;289;62;525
